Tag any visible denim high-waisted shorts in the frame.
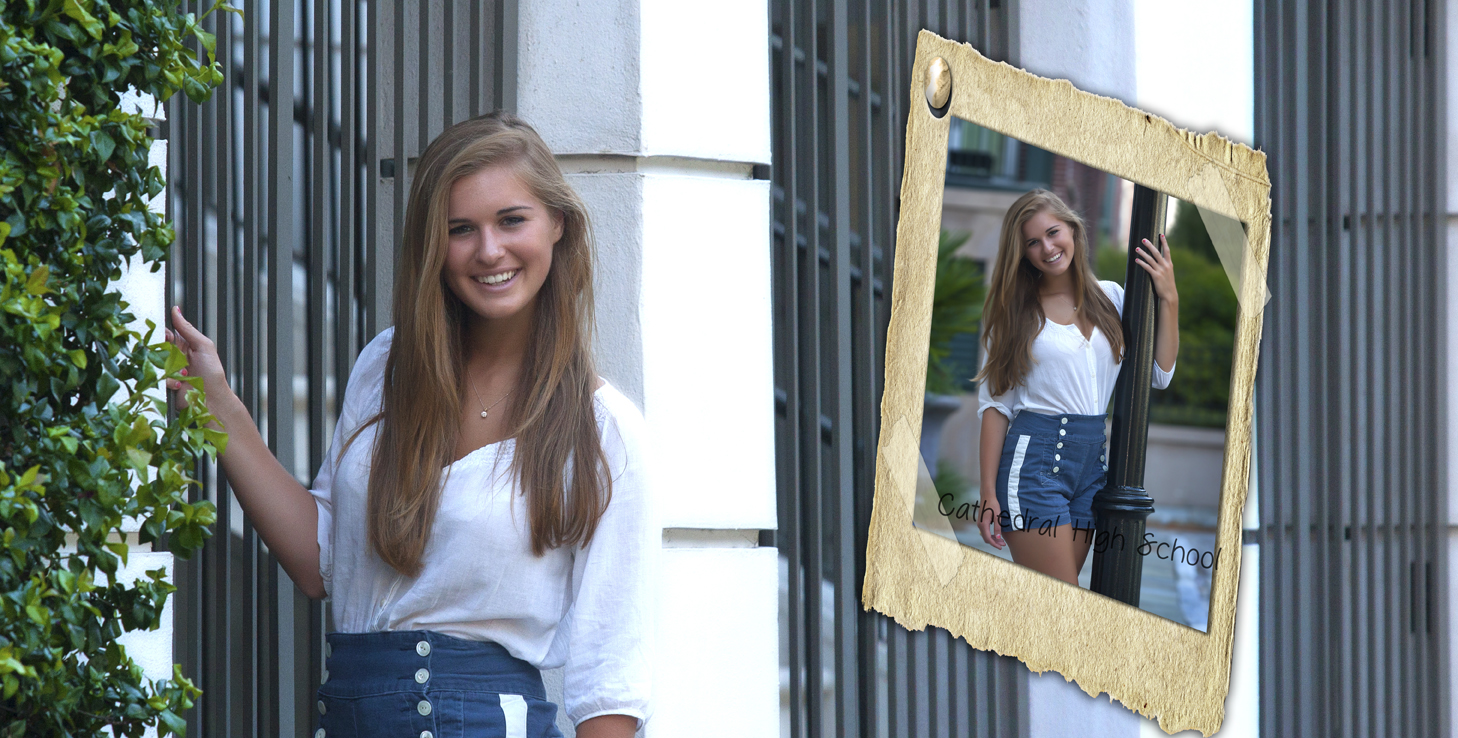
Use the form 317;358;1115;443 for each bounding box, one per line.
994;411;1109;532
315;630;565;738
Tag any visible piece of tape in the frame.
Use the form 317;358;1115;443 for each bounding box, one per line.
910;444;968;586
1185;164;1272;312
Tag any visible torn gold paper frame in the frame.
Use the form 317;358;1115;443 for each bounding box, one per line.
861;30;1272;736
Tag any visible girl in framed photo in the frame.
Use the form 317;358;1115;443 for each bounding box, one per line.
974;189;1178;587
166;112;655;738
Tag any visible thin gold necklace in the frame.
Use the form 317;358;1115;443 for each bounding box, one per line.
468;376;512;420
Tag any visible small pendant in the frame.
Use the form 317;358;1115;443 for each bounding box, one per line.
480;410;489;419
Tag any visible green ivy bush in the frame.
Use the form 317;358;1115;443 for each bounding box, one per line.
0;1;233;735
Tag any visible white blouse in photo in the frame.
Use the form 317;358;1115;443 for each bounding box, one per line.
309;327;657;729
977;280;1176;422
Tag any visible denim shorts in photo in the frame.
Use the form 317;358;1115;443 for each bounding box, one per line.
994;411;1109;533
315;630;565;738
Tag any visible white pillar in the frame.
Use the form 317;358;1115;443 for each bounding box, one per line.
1010;0;1142;734
113;88;174;738
518;2;777;735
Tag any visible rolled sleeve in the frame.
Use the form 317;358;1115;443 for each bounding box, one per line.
562;402;658;730
975;346;1019;421
976;378;1017;422
1152;359;1176;389
309;466;337;597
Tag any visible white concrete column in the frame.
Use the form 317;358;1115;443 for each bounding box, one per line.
1010;0;1142;734
518;2;777;735
112;89;174;738
1011;0;1137;103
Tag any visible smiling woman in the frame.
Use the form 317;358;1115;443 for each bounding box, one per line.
164;112;654;738
972;189;1179;585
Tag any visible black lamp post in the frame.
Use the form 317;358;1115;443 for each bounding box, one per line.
1090;185;1167;605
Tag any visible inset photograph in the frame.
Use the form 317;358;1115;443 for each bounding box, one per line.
910;117;1244;633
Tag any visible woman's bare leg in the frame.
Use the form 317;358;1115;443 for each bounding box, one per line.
1004;525;1087;586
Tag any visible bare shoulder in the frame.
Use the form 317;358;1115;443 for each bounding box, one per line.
596;376;606;390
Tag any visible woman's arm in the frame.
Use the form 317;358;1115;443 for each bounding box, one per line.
1136;234;1180;373
576;715;638;738
167;306;326;600
977;409;1010;549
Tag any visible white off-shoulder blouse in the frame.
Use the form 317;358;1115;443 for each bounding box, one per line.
309;327;657;729
978;280;1176;422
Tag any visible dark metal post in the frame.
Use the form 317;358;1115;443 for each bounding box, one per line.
1090;185;1167;604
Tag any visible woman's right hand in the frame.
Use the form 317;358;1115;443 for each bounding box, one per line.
165;305;229;412
977;493;1005;549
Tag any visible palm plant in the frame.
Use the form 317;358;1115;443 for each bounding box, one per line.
926;229;986;396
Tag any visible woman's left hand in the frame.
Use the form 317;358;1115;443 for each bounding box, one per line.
1136;234;1178;305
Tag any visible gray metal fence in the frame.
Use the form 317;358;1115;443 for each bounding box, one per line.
165;1;513;735
769;1;1027;736
1253;0;1448;735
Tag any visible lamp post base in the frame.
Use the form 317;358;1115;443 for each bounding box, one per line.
1090;485;1155;605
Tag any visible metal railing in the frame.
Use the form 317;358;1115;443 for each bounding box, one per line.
1254;0;1447;735
769;1;1026;736
164;1;514;735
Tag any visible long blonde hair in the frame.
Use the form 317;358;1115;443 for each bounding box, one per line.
346;112;611;577
975;189;1124;396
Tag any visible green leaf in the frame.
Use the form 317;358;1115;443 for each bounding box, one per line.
106;540;129;567
26;264;51;295
158;708;187;737
91;129;116;162
124;447;152;471
62;0;105;39
68;349;87;369
163;344;188;374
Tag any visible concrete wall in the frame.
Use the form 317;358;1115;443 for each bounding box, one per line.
518;1;778;735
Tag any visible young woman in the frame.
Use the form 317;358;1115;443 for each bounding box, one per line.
973;189;1178;587
165;112;654;738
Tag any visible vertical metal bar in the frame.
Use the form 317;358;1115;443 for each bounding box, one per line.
828;0;859;732
1311;0;1334;732
1379;1;1398;735
471;0;484;115
365;0;384;338
1357;0;1376;731
306;0;330;720
495;0;518;112
1251;0;1273;732
1396;0;1416;731
200;2;227;733
268;2;299;733
801;0;825;734
215;6;239;733
1334;0;1357;732
339;0;359;395
1427;0;1452;733
773;1;806;735
850;0;882;733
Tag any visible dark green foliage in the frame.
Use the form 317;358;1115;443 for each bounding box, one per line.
927;230;986;396
0;1;233;735
1094;202;1237;428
